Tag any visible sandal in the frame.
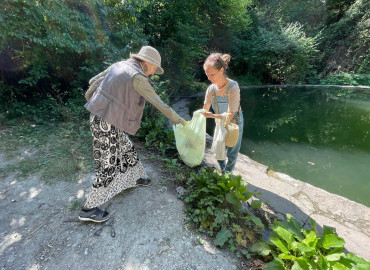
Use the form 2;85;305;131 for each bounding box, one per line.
135;178;152;187
78;207;110;223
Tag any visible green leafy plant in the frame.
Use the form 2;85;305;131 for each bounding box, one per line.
181;167;264;254
251;214;370;269
136;77;177;156
68;199;83;212
0;0;147;104
137;109;176;156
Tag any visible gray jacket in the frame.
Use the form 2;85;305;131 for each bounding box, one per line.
84;59;149;135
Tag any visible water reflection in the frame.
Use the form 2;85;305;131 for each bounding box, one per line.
245;87;370;151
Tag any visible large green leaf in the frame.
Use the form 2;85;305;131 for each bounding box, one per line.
302;231;318;248
214;227;232;247
322;225;337;236
251;199;262;209
347;254;370;270
225;193;242;209
317;255;329;269
321;233;345;249
326;253;345;262
234;190;245;201
248;215;265;230
217;183;227;190
292;259;310;270
237;185;247;194
352;263;370;270
270;237;290;253
296;242;316;256
243;191;255;201
234;174;242;182
345;254;370;264
330;262;351;270
308;218;318;234
227;179;238;189
285;214;305;241
338;256;360;269
250;240;272;256
266;260;285;270
279;253;297;260
273;226;294;246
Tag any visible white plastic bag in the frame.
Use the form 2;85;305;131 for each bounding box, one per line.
211;118;227;160
173;109;207;167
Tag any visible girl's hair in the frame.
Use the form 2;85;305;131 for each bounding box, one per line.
203;53;231;71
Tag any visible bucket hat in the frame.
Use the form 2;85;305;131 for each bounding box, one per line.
130;46;164;74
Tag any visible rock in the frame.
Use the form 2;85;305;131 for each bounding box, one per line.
176;186;186;196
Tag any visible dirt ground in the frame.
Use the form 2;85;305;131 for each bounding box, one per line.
0;142;259;270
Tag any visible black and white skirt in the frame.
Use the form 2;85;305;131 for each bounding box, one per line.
84;114;146;209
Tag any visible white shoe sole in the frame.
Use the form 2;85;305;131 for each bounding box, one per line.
78;215;110;223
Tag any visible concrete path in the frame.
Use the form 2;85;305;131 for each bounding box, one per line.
172;97;370;261
0;151;240;270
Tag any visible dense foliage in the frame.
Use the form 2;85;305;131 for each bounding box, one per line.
180;167;264;258
319;0;370;76
1;0;369;112
0;0;148;105
136;0;255;93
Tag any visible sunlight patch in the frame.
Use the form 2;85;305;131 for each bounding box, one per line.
0;232;22;254
10;217;26;227
76;189;85;199
27;263;40;270
28;187;41;200
203;240;216;254
124;261;150;270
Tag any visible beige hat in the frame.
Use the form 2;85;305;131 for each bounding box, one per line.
130;46;164;74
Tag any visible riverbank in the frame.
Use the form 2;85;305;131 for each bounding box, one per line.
172;97;370;261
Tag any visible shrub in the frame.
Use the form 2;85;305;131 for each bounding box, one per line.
181;167;264;256
251;214;370;269
321;73;370;86
135;76;177;156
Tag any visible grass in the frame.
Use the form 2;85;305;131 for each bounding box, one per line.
67;199;84;212
0;106;188;185
0;116;93;184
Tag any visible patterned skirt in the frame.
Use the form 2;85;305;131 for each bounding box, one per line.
84;114;146;209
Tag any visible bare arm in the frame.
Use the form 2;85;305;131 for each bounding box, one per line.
201;84;235;119
201;105;226;119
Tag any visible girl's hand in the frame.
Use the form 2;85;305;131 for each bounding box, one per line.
201;112;223;119
201;111;214;118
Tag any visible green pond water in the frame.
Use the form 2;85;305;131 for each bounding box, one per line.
190;86;370;207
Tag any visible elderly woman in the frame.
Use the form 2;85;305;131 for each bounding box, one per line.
79;46;186;222
201;53;244;174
